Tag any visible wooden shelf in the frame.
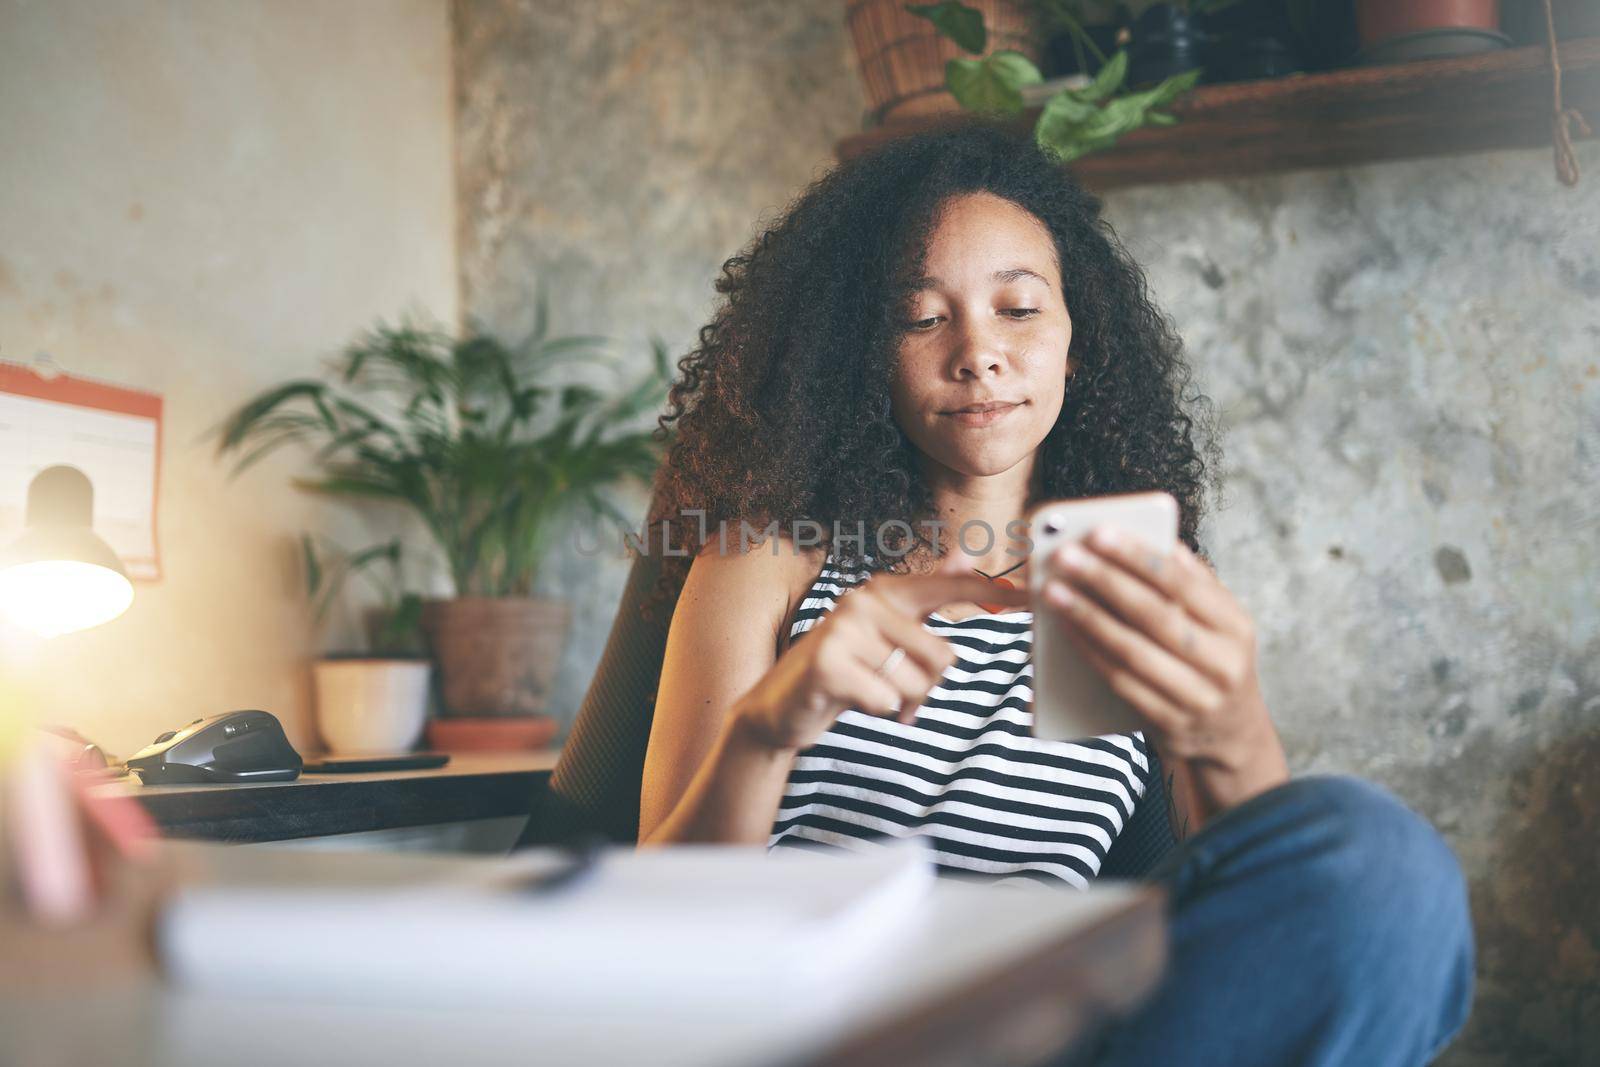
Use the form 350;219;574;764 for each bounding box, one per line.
837;38;1600;190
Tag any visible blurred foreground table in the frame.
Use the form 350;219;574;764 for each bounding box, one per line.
0;842;1167;1067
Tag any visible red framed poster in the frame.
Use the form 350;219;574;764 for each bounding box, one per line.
0;361;163;581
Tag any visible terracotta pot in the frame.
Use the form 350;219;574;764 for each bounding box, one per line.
1356;0;1500;47
425;715;559;753
846;0;1039;124
420;597;569;717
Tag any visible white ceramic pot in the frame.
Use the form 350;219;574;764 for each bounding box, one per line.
312;659;431;755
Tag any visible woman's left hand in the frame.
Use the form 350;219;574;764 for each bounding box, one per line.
1037;525;1289;815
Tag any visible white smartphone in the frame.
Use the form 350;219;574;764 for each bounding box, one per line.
1028;491;1180;742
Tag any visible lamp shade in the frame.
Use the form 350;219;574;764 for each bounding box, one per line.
0;466;134;637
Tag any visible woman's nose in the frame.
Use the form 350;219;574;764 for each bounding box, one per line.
948;314;1006;379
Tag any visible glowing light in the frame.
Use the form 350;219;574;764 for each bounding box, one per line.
0;559;134;638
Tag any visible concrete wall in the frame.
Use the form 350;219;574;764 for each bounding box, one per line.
0;0;458;757
1110;151;1599;1066
453;2;1598;1062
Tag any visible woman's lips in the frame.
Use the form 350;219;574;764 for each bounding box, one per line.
940;400;1025;427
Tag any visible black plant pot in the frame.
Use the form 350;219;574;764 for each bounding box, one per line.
1233;0;1362;74
1041;21;1126;80
1201;0;1305;83
1127;4;1208;89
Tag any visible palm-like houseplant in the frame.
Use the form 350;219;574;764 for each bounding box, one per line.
216;297;670;726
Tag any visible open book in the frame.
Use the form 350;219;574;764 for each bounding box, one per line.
157;836;935;1011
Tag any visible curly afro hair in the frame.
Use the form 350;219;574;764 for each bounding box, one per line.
646;118;1220;610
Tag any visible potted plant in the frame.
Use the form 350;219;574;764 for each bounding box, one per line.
1355;0;1508;64
847;0;1041;124
215;295;670;745
301;536;431;756
910;0;1202;162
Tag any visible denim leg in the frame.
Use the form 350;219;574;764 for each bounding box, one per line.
1089;775;1476;1067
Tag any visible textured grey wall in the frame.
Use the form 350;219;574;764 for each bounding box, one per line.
454;3;1598;1062
1109;153;1599;1065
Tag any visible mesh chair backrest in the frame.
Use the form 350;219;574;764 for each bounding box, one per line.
517;542;681;846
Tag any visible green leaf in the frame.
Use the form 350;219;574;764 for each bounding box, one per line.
301;533;323;601
1140;66;1203;107
376;593;424;655
294;474;407;502
531;285;549;344
947;50;1041;114
1084;49;1128;102
1036;88;1099;143
559;384;605;413
1032;62;1199;165
221;307;671;600
648;335;671;379
906;1;985;54
213;380;328;452
345;539;402;575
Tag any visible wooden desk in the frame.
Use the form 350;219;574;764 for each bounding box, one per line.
0;842;1168;1067
91;751;559;843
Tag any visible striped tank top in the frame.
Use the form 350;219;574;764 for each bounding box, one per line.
766;552;1153;888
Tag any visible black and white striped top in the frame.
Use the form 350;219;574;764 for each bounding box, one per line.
767;552;1153;888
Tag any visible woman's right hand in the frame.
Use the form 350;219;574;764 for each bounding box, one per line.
731;551;1029;752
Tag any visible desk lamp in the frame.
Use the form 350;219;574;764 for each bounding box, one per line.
0;466;148;929
0;465;134;637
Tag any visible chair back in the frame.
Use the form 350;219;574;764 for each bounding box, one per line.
517;529;683;846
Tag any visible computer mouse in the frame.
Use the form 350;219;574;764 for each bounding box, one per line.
124;709;303;785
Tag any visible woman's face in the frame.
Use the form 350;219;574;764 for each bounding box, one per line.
889;191;1072;481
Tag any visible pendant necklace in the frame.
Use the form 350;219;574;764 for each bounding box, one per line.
973;557;1025;613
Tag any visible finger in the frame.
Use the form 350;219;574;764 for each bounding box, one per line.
1051;607;1190;741
1084;527;1245;639
836;655;915;720
1044;538;1238;689
1170;541;1251;636
851;625;943;719
873;611;957;724
1040;577;1223;721
861;595;959;676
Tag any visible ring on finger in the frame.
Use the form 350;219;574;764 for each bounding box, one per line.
875;646;907;677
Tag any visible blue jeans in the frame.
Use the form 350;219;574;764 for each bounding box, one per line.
1087;775;1475;1067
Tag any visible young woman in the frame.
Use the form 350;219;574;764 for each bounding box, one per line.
637;121;1473;1066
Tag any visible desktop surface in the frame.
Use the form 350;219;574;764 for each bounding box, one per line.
91;751;560;843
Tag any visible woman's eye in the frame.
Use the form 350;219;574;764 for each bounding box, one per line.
905;309;1038;331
